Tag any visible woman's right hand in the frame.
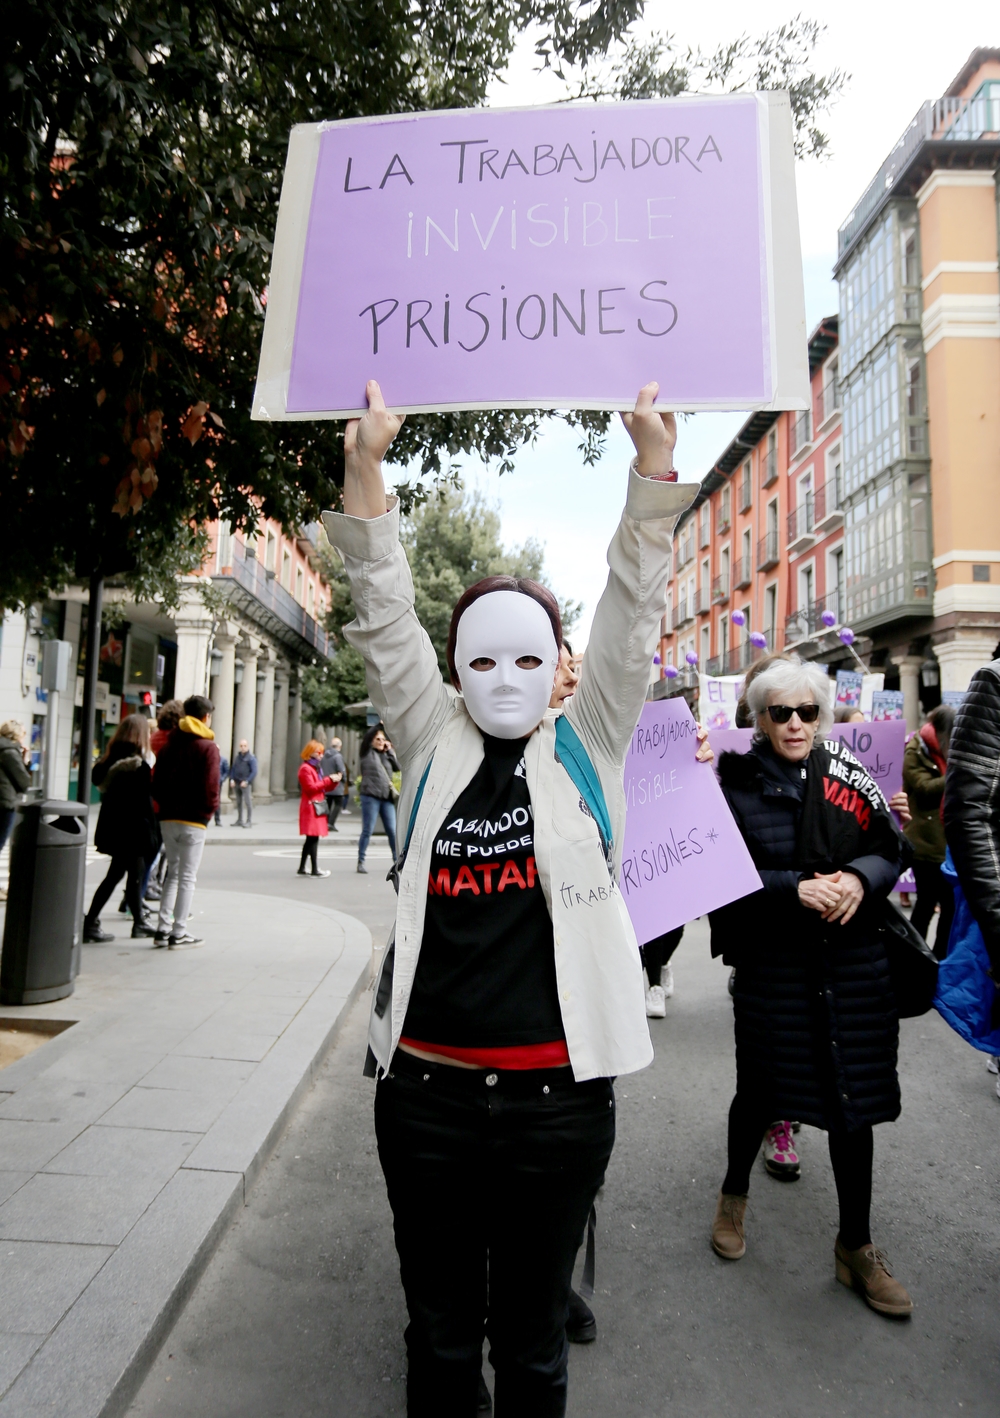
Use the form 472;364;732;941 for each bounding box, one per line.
343;379;405;519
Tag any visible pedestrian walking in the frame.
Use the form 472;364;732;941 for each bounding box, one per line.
324;378;709;1417
0;720;31;902
150;694;220;948
230;738;257;827
356;723;398;874
903;705;955;956
214;755;230;827
943;641;1000;1097
83;714;160;943
710;657;914;1317
641;925;683;1018
321;736;348;831
297;740;334;877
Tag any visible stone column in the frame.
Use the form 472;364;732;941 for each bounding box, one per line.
891;653;924;732
934;634;1000;694
173;579;215;701
232;633;261;763
285;668;302;794
254;647;277;803
271;664;290;802
209;620;239;765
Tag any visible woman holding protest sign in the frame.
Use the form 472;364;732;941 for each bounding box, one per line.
324;378;710;1417
710;658;914;1318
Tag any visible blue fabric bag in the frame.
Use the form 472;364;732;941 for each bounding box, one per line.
934;849;1000;1053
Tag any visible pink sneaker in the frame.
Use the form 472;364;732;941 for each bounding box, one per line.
763;1120;800;1179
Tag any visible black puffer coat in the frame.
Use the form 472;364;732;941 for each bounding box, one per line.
92;744;160;862
711;740;903;1132
944;660;1000;975
0;734;31;810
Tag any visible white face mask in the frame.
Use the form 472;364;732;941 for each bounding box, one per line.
455;591;559;739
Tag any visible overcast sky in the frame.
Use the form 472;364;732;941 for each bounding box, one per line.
391;3;998;645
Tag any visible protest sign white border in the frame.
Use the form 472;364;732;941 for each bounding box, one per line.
252;92;808;422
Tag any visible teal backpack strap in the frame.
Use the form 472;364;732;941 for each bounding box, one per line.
554;715;614;866
388;754;434;893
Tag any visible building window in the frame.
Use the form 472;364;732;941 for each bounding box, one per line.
215;521;233;572
719;612;729;661
307;582;315;615
245;531;258;561
700;624;710;667
764;585;777;649
829;546;845;622
762;430;778;486
798;563;814;613
265;531;277;573
718;486;731;533
739;460;752;511
789;408;812;459
295;568;304;604
699;502;711;549
281;550;292;589
821;358;840;424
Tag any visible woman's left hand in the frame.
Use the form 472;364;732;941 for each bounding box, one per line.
815;869;865;924
887;790;911;826
695;725;714;764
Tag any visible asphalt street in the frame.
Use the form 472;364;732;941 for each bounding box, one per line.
127;841;1000;1418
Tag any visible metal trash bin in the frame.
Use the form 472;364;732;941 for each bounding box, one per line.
1;801;89;1005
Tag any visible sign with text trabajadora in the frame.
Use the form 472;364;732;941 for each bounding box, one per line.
253;95;808;421
621;699;762;944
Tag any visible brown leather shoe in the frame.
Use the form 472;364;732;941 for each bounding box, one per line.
711;1191;748;1259
835;1237;914;1317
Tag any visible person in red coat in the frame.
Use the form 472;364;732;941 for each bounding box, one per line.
297;739;338;877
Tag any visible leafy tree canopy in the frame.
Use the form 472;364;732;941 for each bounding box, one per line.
1;0;844;612
299;488;579;723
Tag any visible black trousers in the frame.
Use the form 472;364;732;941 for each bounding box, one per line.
375;1050;615;1418
721;1092;873;1250
640;926;684;986
325;794;344;829
86;854;146;926
911;860;955;960
298;837;319;873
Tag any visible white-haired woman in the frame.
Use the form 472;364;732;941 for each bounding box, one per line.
710;659;914;1317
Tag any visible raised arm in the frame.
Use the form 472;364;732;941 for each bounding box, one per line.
322;381;451;767
566;382;698;766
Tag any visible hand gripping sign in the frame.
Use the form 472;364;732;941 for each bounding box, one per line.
252;94;808;420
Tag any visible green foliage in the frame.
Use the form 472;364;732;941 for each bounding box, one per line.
299;644;371;729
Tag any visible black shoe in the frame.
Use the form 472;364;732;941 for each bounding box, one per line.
83;919;115;943
311;869;331;878
131;922;157;939
477;1374;492;1413
118;896;130;915
296;869;309;876
153;931;170;947
357;861;368;874
168;931;204;948
566;1288;597;1344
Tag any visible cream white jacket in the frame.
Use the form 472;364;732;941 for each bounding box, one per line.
323;463;696;1080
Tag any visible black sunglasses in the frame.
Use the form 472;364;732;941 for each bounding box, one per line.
765;703;821;725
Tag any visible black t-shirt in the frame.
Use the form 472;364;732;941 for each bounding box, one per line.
401;734;565;1049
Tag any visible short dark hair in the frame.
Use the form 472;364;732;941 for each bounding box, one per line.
446;577;562;689
563;639;573;656
183;694;214;721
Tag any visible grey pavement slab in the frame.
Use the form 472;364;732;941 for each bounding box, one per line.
0;1242;114;1332
0;888;371;1413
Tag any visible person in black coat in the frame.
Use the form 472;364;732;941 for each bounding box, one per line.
709;657;914;1318
83;714;160;942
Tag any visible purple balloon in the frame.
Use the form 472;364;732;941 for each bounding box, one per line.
749;631;768;648
821;609;837;628
685;651;699;665
652;654;661;666
663;664;679;679
730;609;746;627
839;626;855;646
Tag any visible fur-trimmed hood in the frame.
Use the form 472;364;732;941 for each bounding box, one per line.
98;752;144;792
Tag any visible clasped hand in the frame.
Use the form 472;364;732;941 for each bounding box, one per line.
798;870;864;925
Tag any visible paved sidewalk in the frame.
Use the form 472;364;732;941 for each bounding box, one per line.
0;889;371;1418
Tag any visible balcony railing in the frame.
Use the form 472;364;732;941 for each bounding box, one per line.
706;639;770;677
716;511;731;536
218;551;331;657
738;477;752;513
818;379;841;427
672;597;693;629
813;475;843;531
757;531;780;571
676;536;694;568
784;593;840;645
787;494;816;552
692;587;711;616
699;522;711;549
839;92;1000;259
711;573;730;605
761;449;778;487
733;556;752;590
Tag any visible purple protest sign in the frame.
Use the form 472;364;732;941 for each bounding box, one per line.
253;95;808;420
621;699;762;944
